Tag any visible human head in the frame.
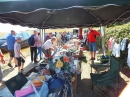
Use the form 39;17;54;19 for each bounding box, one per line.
34;30;38;35
15;35;22;43
11;30;15;35
88;27;93;31
38;32;40;36
48;32;52;37
51;36;57;43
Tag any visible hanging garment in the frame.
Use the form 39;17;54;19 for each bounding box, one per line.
127;44;130;67
112;42;120;57
120;38;128;51
108;37;114;51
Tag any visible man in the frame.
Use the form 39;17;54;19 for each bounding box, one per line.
6;30;17;67
56;32;62;47
87;27;102;60
29;30;39;63
44;32;53;42
0;49;5;85
42;37;57;58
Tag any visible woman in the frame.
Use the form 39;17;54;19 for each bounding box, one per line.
36;33;42;60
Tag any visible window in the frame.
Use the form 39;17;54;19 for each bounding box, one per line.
0;33;9;39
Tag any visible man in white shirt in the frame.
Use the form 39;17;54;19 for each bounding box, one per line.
42;37;57;58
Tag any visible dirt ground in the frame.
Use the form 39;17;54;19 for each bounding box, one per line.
0;48;130;97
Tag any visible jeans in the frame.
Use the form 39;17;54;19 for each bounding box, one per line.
30;47;37;62
37;47;42;59
88;42;97;52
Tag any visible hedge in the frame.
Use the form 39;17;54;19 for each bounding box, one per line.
96;23;130;67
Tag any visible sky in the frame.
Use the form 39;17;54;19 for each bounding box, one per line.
0;23;35;33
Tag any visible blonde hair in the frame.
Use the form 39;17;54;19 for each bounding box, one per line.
51;36;57;41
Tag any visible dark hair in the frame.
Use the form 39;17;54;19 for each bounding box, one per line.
38;33;40;36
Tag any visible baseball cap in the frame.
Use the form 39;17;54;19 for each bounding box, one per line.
15;35;22;40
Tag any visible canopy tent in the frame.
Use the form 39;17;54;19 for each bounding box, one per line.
0;0;130;54
0;5;130;28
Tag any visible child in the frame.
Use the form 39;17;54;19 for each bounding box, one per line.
14;36;25;73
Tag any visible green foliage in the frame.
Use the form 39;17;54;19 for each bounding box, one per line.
97;23;130;67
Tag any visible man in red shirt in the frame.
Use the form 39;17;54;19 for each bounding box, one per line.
87;27;101;60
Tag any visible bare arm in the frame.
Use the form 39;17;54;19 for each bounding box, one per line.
0;49;5;64
18;50;25;58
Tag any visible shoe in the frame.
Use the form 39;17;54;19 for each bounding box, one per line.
90;57;93;60
20;69;24;73
15;65;18;67
8;63;13;67
93;58;95;60
34;61;38;63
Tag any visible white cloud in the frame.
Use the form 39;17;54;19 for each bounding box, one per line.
0;23;36;33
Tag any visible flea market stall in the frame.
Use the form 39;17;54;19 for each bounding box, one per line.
0;0;130;97
9;39;82;97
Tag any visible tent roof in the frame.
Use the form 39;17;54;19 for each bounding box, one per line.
0;0;130;12
0;0;130;28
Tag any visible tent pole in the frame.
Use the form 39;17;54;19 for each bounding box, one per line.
40;29;43;43
100;26;105;55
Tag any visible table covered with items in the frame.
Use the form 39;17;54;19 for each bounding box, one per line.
6;39;82;97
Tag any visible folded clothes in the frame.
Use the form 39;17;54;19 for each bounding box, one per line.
14;85;41;97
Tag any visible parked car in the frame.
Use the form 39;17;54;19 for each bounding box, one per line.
0;32;31;52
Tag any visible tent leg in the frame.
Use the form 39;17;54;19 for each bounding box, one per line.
100;26;105;55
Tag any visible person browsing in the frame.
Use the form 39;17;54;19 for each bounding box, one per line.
14;36;26;73
42;37;57;58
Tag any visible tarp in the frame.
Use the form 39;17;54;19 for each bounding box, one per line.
0;0;129;28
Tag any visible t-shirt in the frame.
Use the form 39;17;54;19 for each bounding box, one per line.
87;30;101;42
14;42;21;58
34;35;41;47
43;39;53;50
6;34;15;50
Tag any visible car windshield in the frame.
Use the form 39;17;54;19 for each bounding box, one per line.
0;33;9;39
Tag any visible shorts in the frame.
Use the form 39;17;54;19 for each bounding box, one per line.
9;50;14;57
0;65;3;82
16;57;25;66
42;47;51;58
88;42;97;52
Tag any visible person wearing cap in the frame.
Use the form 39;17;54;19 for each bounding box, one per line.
0;49;5;85
6;30;17;67
87;27;102;60
44;32;53;42
14;35;25;73
42;37;57;58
